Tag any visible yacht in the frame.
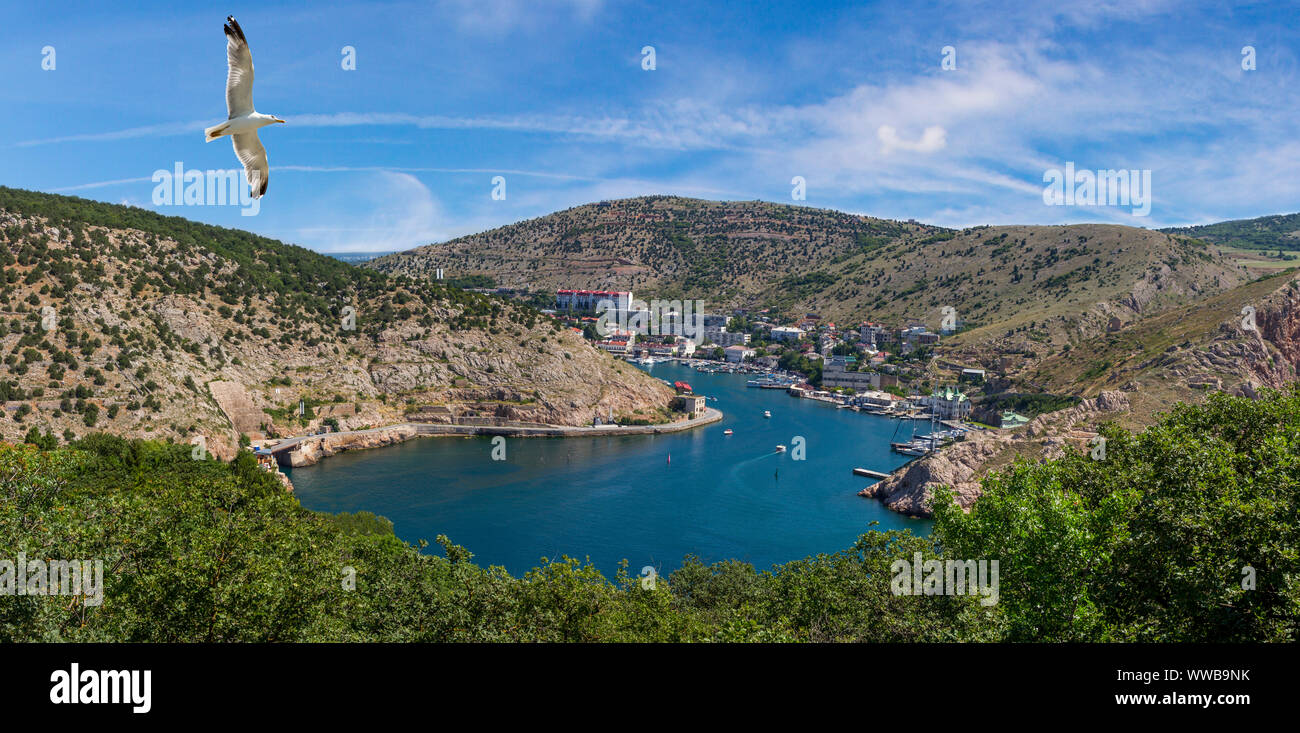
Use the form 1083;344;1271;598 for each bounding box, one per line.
723;429;733;436
774;444;787;453
763;410;771;418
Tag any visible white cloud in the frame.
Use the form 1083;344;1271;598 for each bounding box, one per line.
877;125;947;154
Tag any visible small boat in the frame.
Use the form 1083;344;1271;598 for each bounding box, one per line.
774;445;787;453
723;429;733;435
763;410;771;418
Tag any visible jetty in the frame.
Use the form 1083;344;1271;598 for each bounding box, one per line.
852;467;891;480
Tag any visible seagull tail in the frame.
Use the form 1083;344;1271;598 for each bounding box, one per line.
204;122;231;142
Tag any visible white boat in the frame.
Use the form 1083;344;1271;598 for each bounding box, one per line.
723;429;733;435
763;410;771;418
774;445;787;453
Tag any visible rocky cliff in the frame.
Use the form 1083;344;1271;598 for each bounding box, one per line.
0;189;675;454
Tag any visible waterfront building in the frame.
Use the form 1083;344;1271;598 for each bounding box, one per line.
927;386;972;420
673;394;706;416
597;339;631;355
703;328;751;347
850;390;902;411
822;356;877;391
724;345;756;363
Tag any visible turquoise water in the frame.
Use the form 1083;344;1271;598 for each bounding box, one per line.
288;362;931;576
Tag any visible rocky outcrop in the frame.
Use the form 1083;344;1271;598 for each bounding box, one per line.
278;425;420;467
208;381;265;436
860;391;1131;517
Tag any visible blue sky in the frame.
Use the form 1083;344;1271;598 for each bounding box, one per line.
2;0;1298;252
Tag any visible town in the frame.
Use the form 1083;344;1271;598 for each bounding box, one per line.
536;288;1020;456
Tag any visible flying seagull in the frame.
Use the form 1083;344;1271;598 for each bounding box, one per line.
203;16;284;199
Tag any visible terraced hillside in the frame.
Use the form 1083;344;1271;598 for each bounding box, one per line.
0;188;676;458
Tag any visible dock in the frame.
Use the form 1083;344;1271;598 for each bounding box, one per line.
852;467;892;480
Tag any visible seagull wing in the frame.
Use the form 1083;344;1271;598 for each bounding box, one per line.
232;132;269;199
224;16;255;118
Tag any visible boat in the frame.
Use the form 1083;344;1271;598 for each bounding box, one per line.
763;410;771;418
891;441;931;456
723;429;733;435
747;375;797;389
774;445;787;453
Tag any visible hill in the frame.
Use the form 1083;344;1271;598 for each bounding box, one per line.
0;187;676;458
365;197;1256;347
1163;212;1300;252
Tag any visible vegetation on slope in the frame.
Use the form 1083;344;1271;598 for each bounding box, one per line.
0;187;673;450
368;197;1253;356
4;387;1295;642
1163;212;1300;252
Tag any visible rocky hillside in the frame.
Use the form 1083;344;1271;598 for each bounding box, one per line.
366;196;937;310
865;266;1300;516
366;197;1256;346
0;188;675;459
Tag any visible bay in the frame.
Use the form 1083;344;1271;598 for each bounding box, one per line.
289;361;931;577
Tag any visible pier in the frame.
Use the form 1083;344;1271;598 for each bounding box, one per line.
852;467;892;480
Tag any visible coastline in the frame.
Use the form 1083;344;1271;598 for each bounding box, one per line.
268;407;725;470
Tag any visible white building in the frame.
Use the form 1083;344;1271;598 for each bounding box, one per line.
927;386;971;420
770;326;806;343
704;328;751;347
724;345;756;363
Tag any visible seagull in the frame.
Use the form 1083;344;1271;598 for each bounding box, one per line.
203;16;284;199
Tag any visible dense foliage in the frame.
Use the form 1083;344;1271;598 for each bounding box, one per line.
2;388;1296;642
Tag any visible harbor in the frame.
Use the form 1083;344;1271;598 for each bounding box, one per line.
289;361;930;577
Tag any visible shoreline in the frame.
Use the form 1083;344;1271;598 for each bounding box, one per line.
268;407;725;469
